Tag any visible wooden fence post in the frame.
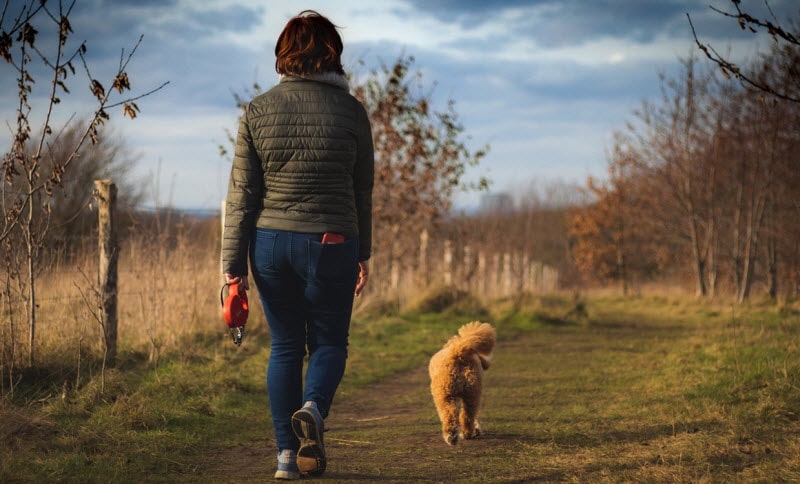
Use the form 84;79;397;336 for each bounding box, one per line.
418;229;429;288
443;239;453;286
502;253;512;294
477;252;486;296
462;244;472;290
492;253;501;297
95;180;118;367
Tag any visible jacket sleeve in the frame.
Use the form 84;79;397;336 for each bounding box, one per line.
222;106;263;276
353;102;374;261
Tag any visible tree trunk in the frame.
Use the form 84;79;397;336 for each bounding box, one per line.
737;235;756;303
766;197;778;300
688;217;707;297
25;187;36;368
617;246;628;296
767;234;778;300
26;243;36;368
706;216;718;299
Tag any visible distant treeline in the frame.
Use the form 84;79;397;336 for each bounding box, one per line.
568;50;800;301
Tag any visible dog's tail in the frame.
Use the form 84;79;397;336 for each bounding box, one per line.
449;321;496;369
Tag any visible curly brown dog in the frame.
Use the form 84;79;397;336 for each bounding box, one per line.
428;321;496;445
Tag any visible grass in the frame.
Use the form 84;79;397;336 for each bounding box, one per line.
2;291;800;482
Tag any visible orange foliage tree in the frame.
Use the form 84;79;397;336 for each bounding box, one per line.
568;137;662;294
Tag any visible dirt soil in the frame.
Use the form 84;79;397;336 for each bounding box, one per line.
197;336;538;483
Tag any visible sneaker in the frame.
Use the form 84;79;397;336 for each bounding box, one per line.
274;449;300;480
291;401;326;476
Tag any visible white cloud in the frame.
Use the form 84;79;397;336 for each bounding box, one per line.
3;0;794;211
117;106;242;209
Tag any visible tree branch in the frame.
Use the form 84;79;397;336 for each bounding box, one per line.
686;1;800;103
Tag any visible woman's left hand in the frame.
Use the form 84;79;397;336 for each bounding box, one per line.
354;260;369;297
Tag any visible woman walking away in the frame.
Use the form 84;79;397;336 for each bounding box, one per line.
221;10;374;480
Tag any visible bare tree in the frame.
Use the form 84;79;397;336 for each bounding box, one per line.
569;43;800;300
630;56;723;297
1;0;167;367
688;0;800;103
4;122;145;257
722;63;800;301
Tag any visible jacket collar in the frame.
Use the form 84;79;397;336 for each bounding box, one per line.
280;72;349;91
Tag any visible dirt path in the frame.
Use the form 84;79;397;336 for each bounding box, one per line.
198;334;546;483
196;320;692;483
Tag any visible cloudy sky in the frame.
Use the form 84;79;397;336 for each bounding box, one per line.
2;0;797;211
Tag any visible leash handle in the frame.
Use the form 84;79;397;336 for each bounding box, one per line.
221;282;248;345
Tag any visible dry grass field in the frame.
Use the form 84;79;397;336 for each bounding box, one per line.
2;231;799;482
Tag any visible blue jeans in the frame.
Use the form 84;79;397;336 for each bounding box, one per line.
249;228;359;451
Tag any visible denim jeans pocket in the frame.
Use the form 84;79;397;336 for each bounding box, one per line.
251;228;278;273
307;237;359;285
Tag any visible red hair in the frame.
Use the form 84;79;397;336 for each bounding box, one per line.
275;10;344;76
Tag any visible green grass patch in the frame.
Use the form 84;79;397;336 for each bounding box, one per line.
2;293;799;481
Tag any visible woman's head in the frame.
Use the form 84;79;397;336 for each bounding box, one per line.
275;10;344;76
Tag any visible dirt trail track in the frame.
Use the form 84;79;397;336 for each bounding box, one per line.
199;332;549;483
199;322;687;483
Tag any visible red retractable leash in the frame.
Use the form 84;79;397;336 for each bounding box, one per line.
221;282;248;346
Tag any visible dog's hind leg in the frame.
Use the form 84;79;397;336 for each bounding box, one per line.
460;394;482;440
435;395;460;445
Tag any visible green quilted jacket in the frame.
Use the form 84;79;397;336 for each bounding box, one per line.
222;75;374;277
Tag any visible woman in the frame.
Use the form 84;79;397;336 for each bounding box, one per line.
221;10;373;480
